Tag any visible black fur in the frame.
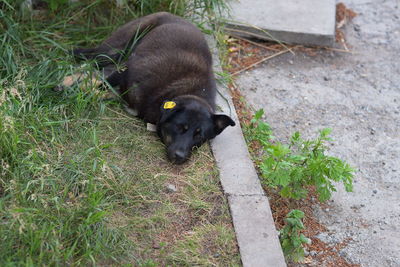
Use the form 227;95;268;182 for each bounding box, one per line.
73;12;235;163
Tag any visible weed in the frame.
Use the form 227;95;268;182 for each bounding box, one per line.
245;109;273;147
248;109;354;202
279;209;311;262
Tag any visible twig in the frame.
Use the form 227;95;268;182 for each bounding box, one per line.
321;47;355;53
232;35;282;52
225;26;295;55
231;30;355;54
231;48;292;76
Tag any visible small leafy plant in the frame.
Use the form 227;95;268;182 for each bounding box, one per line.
279;209;311;262
248;109;354;202
246;109;274;147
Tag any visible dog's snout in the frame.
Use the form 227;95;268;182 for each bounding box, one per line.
168;148;189;164
174;150;186;160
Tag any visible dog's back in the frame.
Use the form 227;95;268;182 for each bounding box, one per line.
121;14;216;123
75;12;216;124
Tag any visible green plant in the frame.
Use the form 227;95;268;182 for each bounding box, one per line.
279;209;310;262
246;109;273;147
248;109;354;202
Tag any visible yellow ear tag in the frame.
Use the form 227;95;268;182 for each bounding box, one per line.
163;101;176;109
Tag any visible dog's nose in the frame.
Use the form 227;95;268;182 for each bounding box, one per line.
167;147;189;164
174;150;186;163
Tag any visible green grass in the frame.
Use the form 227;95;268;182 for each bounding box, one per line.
0;1;239;265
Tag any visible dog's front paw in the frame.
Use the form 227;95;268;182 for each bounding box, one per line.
124;106;138;116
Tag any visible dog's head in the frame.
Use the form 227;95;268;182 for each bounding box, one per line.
157;96;235;164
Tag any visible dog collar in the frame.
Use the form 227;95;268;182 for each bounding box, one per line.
163;101;176;109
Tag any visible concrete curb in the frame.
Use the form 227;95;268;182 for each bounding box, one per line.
207;36;286;267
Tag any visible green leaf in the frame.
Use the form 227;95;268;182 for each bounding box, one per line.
300;234;311;244
319;128;332;139
254;109;264;120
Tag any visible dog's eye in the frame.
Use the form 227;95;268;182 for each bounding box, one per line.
194;128;202;138
177;124;189;133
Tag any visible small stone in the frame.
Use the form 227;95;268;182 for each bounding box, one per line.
339;250;347;258
316;233;330;243
310;251;318;257
166;184;177;193
152;241;161;249
349;258;362;265
213;253;221;258
147;123;157;132
370;128;375;135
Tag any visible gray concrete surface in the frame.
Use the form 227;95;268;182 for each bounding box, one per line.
225;0;336;46
233;0;400;266
207;36;287;267
229;195;286;267
211;98;264;196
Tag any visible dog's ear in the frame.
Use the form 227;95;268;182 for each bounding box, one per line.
212;114;235;135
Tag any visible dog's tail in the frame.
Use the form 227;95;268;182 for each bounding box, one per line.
72;47;124;68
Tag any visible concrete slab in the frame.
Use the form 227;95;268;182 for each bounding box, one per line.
229;195;286;267
207;35;286;267
225;0;336;47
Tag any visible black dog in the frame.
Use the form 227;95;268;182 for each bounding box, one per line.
73;12;235;164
